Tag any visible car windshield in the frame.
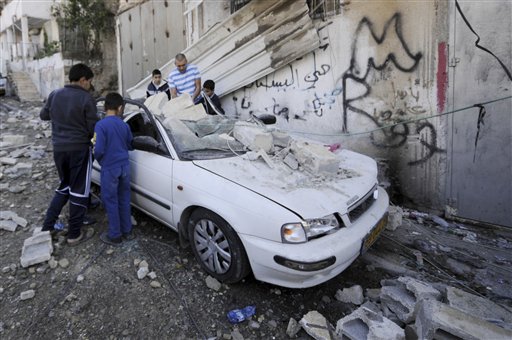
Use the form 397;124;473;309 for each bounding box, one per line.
158;115;247;160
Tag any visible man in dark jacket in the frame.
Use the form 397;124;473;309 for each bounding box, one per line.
146;69;171;100
40;63;98;245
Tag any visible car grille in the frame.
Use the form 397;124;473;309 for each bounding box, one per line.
347;186;376;224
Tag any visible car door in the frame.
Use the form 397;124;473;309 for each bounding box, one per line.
126;113;175;229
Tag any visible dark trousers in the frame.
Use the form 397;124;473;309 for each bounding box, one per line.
101;164;132;239
42;148;92;239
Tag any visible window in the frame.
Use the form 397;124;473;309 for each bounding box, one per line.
307;0;342;20
230;0;251;14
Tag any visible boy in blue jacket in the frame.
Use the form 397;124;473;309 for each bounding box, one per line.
94;93;134;245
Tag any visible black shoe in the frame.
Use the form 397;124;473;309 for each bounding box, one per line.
82;215;97;226
122;232;136;241
100;232;122;246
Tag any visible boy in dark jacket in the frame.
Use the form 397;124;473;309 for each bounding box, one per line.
94;93;134;245
194;79;225;115
146;69;171;100
40;63;98;245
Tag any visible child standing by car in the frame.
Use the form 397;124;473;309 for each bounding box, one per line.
94;92;134;245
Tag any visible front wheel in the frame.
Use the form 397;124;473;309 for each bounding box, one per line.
188;208;250;283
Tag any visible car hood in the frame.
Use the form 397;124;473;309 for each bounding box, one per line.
192;149;378;219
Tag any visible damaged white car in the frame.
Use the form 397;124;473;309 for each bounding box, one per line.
91;94;389;288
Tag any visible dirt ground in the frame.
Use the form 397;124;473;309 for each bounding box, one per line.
1;97;511;339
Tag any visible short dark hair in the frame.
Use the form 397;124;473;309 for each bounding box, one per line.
203;79;215;91
104;92;124;111
175;53;187;62
152;69;162;76
69;63;93;82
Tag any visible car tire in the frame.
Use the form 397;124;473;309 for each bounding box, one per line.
188;208;250;283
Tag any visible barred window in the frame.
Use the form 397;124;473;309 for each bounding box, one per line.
230;0;252;14
307;0;342;20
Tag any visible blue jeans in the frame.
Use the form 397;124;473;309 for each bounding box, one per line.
101;164;132;239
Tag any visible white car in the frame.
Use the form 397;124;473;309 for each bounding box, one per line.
91;99;389;288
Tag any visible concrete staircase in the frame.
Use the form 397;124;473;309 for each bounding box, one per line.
9;71;42;102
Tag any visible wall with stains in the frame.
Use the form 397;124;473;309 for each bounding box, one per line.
223;1;449;209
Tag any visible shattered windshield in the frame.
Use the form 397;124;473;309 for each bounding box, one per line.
159;115;246;160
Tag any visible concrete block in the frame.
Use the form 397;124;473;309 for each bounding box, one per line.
233;122;273;153
12;215;28;227
0;219;17;231
335;285;364;305
20;232;53;268
299;310;334;340
161;93;207;121
290;140;339;174
283;153;299;170
446;287;512;328
380;277;441;323
336;306;405;340
415;299;512;340
2;134;28;146
272;131;291;147
143;92;169;116
387;206;403;231
0;157;17;165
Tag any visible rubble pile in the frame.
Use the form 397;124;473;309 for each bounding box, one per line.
143;92;349;177
293;277;512;340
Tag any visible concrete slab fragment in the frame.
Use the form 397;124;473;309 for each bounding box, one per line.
233;122;273;153
0;157;17;165
2;134;28;146
0;219;18;231
299;310;335;340
446;287;512;329
336;306;405;340
290;140;339;174
415;299;512;340
143;92;169;116
20;232;53;268
335;285;364;305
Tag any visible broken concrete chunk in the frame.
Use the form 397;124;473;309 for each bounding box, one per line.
387;206;403;231
290;140;338;174
20;289;36;300
0;210;18;220
12;215;28;228
205;275;222;291
161;93;207;121
233;122;273;153
0;219;18;232
380;277;441;323
299;310;334;340
335;285;364;305
0;157;17;165
446;287;512;329
283;153;299;170
2;134;28;146
272;131;291;147
137;266;149;279
143;92;169;116
415;299;512;340
286;318;301;338
20;232;53;268
336;306;405;340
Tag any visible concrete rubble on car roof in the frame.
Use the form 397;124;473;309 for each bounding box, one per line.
143;94;342;175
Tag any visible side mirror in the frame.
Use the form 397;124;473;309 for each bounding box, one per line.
132;135;161;153
254;113;276;125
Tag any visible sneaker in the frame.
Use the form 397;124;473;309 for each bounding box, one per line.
82;215;97;226
67;227;95;246
122;232;136;241
100;231;122;246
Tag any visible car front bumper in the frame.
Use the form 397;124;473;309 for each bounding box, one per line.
240;186;389;288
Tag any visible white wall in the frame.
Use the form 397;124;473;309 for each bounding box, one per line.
223;1;448;209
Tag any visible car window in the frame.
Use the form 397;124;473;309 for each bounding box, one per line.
127;113;169;156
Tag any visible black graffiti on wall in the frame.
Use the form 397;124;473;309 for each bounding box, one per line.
339;13;445;164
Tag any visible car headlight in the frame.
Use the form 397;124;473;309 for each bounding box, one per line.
281;214;341;243
281;223;307;243
304;214;341;239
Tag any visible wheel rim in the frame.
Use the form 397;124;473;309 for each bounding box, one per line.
193;219;232;274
